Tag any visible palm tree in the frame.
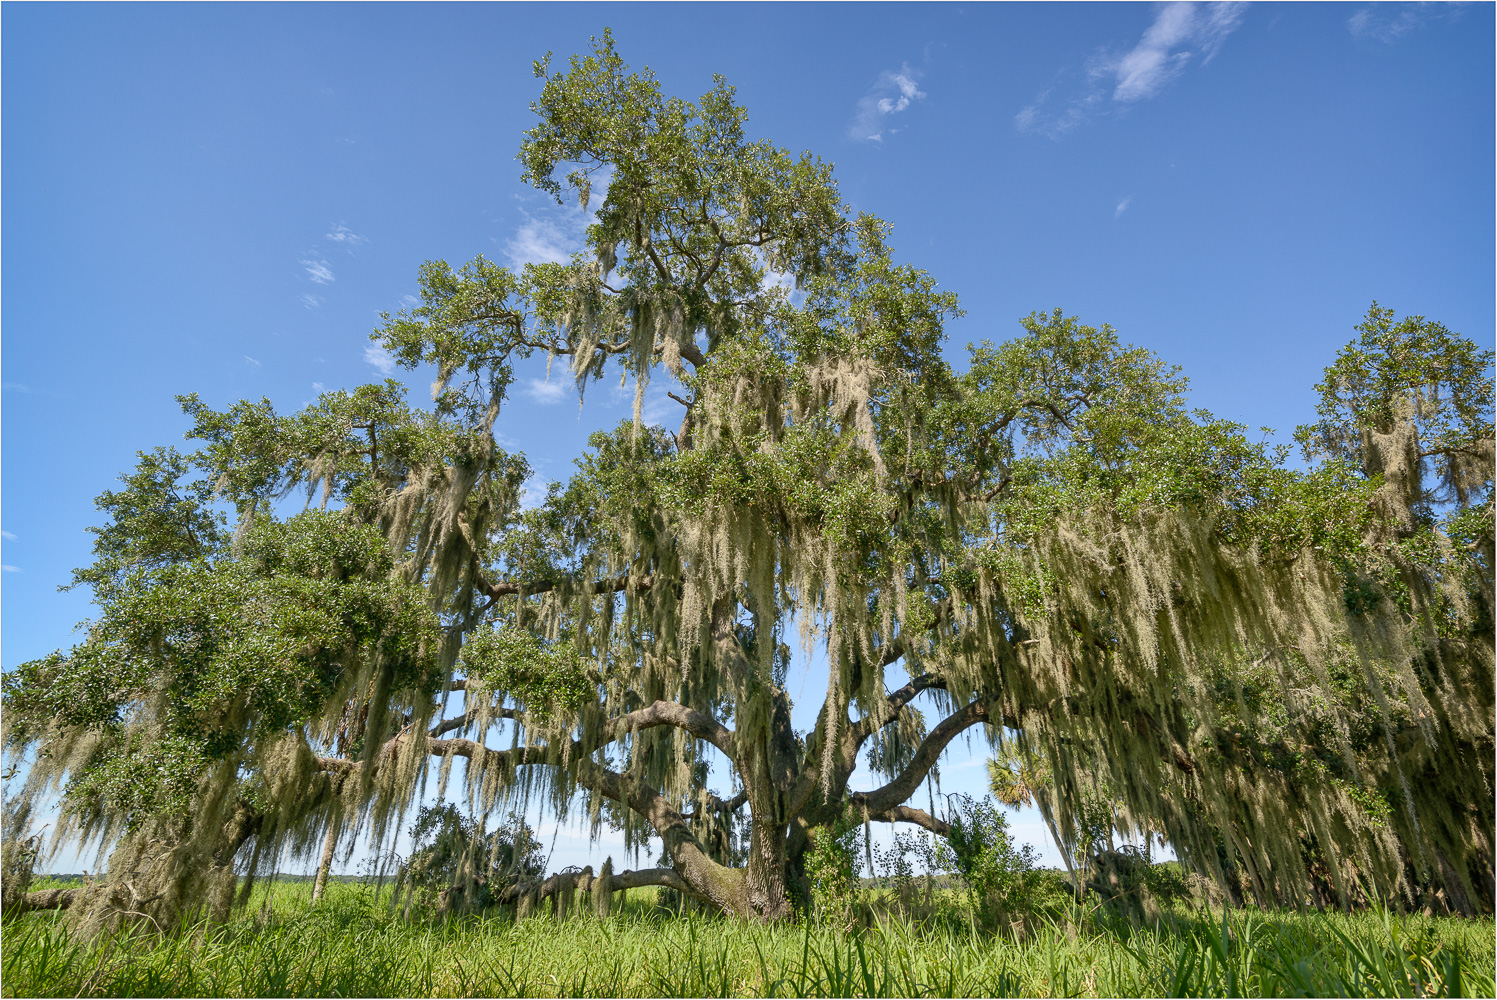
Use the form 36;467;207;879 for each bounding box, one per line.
987;743;1082;898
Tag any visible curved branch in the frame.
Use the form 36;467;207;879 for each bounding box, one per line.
430;697;733;752
601;700;736;755
865;804;951;838
852;699;991;817
848;673;949;751
683;788;749;821
321;697;734;780
428;708;520;739
677;341;706;369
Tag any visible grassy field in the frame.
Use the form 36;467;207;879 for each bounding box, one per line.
2;878;1492;997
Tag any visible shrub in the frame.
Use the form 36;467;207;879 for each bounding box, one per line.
938;794;1043;927
396;805;544;913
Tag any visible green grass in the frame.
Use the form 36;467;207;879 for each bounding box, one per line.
3;880;1492;997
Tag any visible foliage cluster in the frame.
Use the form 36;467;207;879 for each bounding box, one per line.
395;804;546;913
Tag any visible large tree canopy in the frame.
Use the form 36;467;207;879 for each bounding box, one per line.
4;35;1493;926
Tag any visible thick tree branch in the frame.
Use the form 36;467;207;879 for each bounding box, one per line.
321;698;734;780
866;804;951;837
492;865;688;904
600;700;736;755
600;866;691;893
683;788;749;821
678;342;706;369
8;886;85;913
852;699;990;817
849;673;949;750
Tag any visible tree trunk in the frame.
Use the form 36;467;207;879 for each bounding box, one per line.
786;822;813;915
742;817;794;920
1434;844;1477;918
1037;798;1083;900
311;819;339;904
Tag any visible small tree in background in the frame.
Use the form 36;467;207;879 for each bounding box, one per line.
938;795;1042;928
397;804;545;915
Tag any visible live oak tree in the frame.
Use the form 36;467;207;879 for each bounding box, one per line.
3;35;1492;927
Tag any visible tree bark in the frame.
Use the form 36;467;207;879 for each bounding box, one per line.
1434;844;1477;918
1035;793;1082;899
311;818;339;904
10;886;84;913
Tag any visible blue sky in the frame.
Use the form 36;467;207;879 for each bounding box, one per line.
4;2;1492;876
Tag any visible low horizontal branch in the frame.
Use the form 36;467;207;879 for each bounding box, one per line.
428;707;520;739
491;864;688;904
8;886;85;913
864;804;951;838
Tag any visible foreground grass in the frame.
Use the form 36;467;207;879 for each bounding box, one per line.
3;880;1492;997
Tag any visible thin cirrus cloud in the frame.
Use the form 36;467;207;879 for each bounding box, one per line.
325;223;368;246
1015;2;1248;139
506;214;575;269
523;378;571;405
1347;3;1461;43
302;258;335;284
503;172;612;270
364;344;397;376
848;64;926;142
1115;195;1133;218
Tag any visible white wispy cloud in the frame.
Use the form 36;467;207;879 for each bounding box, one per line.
848;64;927;142
1;530;16;541
299;293;322;309
325;223;368;246
244;355;262;367
506;214;575;269
1110;1;1245;103
2;565;19;573
503;169;612;270
519;474;553;510
401;294;419;307
311;382;326;394
1348;3;1460;43
1115;195;1133;218
604;378;683;428
1016;3;1248;138
642;393;679;428
364;344;397;376
303;259;335;284
524;378;570;405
